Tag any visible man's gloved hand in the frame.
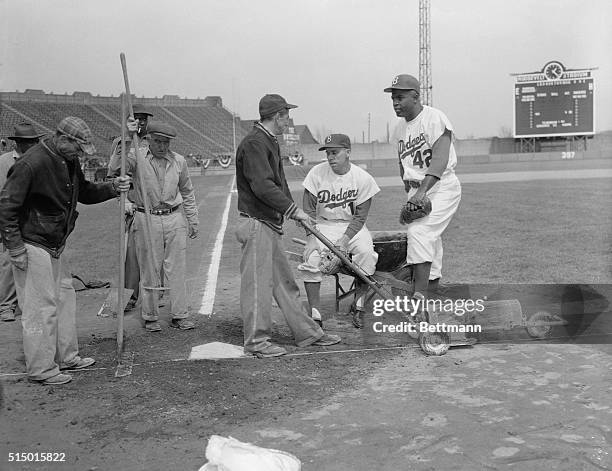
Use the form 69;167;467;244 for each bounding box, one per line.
188;225;199;239
10;252;27;271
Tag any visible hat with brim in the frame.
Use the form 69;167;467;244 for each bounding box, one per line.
319;133;351;151
57;116;96;155
259;94;297;118
8;122;45;140
132;103;154;117
147;122;177;139
383;74;421;93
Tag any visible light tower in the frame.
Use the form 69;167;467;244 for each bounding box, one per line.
419;0;432;106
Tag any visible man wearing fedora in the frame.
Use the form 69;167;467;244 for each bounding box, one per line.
0;123;45;322
110;121;199;333
0;117;132;385
234;94;341;358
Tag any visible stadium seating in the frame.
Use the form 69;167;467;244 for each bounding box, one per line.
0;91;249;163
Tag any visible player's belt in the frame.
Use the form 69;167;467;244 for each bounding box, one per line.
136;204;181;215
406;180;421;189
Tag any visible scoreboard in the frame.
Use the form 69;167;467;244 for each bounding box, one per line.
513;61;594;138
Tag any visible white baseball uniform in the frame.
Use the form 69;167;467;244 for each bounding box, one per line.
298;162;380;282
393;105;461;280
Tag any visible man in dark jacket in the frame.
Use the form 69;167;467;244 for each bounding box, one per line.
0;116;131;385
235;94;341;358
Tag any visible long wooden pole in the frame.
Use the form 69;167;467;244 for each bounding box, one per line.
119;53;162;296
116;93;128;359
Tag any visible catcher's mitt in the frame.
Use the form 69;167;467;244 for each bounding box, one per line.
318;248;349;275
399;196;432;225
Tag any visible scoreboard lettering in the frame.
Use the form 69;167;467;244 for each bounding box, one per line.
513;61;595;138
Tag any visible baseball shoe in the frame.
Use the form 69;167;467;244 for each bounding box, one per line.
145;320;162;332
351;308;365;329
312;333;341;346
124;299;137;312
170;319;195;330
41;373;73;385
0;310;16;322
253;345;287;358
60;357;96;370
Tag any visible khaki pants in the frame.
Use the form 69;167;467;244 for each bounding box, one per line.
12;244;79;381
134;211;188;321
0;247;18;315
235;217;323;353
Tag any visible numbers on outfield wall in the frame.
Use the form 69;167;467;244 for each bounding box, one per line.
561;151;575;160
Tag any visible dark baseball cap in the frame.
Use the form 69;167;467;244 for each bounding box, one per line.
259;94;297;118
57;117;96;155
319;134;351;151
147;121;177;139
384;74;420;93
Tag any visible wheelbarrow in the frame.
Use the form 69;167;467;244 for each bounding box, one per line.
297;222;455;356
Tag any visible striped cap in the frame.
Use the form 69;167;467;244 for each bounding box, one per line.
57;117;96;155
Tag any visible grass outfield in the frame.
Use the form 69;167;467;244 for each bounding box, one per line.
65;176;612;289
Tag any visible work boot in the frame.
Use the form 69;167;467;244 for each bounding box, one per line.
312;333;341;346
0;310;16;322
170;318;195;330
145;320;162;332
60;357;96;370
253;344;287;358
41;373;73;385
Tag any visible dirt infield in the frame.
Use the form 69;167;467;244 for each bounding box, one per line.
1;162;612;470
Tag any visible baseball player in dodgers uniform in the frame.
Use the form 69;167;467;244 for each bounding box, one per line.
298;134;380;328
385;74;461;302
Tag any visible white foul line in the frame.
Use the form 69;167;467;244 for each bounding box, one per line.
198;175;235;316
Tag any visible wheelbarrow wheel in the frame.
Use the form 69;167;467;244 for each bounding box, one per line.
418;330;450;356
526;311;554;339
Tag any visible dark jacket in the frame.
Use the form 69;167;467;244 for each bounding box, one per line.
0;137;118;258
235;124;297;229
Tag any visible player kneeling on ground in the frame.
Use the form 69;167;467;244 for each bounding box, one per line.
298;134;380;329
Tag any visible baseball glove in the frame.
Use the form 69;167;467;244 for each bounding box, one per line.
318;248;349;275
399;195;432;225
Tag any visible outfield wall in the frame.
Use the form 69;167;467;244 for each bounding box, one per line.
302;135;612;167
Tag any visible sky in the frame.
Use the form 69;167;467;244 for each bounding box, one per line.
1;0;611;142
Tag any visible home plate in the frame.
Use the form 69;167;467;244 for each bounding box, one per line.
188;342;251;360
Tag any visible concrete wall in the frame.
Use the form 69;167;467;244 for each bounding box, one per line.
303;134;611;166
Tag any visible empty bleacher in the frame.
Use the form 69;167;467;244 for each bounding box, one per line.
1;91;247;162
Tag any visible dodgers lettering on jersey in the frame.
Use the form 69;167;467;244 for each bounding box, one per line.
395;105;457;181
303;163;380;222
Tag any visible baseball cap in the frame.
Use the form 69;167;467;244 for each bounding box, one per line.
147;122;177;139
132;103;153;117
319;134;351;151
57;117;96;155
8;122;45;141
259;94;297;118
383;74;421;93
